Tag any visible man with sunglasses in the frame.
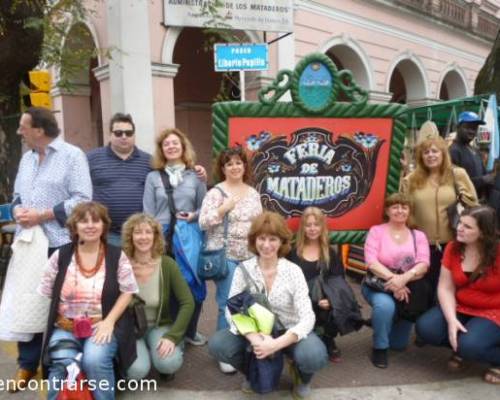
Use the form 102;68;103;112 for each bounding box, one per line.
87;113;207;246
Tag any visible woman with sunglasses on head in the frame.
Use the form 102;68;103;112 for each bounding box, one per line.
122;213;194;381
416;206;500;384
199;146;262;374
143;128;207;346
38;202;138;400
401;136;477;298
288;207;351;362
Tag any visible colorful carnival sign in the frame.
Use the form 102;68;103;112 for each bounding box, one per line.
212;53;407;243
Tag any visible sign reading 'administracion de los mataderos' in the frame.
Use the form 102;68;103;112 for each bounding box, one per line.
164;0;293;32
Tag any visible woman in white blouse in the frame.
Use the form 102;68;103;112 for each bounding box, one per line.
199;146;262;373
208;212;328;398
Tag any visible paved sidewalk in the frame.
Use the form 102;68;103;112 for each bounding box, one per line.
0;278;496;399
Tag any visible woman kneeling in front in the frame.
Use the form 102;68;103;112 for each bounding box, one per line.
122;213;194;380
416;206;500;384
208;211;328;399
39;202;138;400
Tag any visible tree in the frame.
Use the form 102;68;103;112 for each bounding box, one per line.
475;29;500;97
0;0;94;202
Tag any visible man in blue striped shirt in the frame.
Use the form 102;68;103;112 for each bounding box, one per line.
87;113;151;246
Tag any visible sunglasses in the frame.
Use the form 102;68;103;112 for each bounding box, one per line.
112;130;134;138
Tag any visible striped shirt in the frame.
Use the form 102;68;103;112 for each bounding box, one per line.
87;145;152;234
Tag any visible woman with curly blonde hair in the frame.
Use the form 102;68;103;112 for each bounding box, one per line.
122;213;194;380
143;127;207;345
401;136;477;297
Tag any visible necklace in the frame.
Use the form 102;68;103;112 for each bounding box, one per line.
75;243;105;278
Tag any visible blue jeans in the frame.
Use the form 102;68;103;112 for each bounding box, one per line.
209;329;328;384
215;259;239;330
416;305;500;367
47;329;118;400
361;284;413;350
127;325;184;380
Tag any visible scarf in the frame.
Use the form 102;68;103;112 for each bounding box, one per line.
165;163;186;187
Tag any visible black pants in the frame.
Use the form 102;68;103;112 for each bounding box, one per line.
427;244;447;304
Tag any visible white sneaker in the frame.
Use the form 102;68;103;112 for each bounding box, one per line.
219;361;237;374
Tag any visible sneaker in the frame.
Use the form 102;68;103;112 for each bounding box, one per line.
371;348;388;369
292;382;312;399
185;332;207;346
219;361;237;374
241;378;253;394
289;361;312;399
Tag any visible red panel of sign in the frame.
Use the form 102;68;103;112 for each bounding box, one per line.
228;117;393;231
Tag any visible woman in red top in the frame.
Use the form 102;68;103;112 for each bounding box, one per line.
416;206;500;384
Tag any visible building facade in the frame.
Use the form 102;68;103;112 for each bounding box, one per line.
53;0;500;169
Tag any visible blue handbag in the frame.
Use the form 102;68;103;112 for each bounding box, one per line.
197;187;229;281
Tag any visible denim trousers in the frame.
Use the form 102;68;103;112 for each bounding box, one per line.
208;329;328;384
361;284;414;350
416;305;500;367
46;328;118;400
127;325;184;380
214;259;239;331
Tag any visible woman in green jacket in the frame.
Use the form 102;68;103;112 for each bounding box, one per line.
122;213;194;380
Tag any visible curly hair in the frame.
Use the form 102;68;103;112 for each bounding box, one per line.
121;213;165;260
407;136;453;192
214;146;253;184
295;207;330;266
66;202;110;244
453;206;499;281
248;211;292;258
151;128;196;170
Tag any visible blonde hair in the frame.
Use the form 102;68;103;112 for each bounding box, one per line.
296;207;330;266
408;136;453;192
151;128;196;170
122;213;165;260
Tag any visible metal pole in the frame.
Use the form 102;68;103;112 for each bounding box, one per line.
239;70;245;102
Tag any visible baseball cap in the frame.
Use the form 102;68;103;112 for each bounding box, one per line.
458;111;485;125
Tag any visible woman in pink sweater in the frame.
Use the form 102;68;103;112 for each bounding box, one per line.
362;193;430;368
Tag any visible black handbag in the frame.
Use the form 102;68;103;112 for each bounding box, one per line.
197;187;229;281
446;168;465;231
362;230;417;294
245;349;284;394
130;294;147;339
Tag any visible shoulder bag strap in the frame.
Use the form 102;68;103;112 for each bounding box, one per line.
451;168;461;201
159;170;177;253
202;186;229;250
238;262;284;329
411;229;417;258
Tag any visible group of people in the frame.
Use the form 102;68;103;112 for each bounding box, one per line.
0;106;498;400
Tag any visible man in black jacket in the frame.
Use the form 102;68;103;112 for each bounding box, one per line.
449;111;494;199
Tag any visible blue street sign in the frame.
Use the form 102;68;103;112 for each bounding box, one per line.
214;43;269;72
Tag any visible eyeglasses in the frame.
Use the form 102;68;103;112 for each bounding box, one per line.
112;130;134;138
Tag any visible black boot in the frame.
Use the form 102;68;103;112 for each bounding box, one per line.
371;348;388;368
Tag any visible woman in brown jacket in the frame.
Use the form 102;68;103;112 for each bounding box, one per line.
401;136;477;297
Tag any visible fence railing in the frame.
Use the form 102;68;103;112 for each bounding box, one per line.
393;0;499;41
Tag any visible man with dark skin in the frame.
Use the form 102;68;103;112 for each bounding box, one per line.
449;111;494;199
